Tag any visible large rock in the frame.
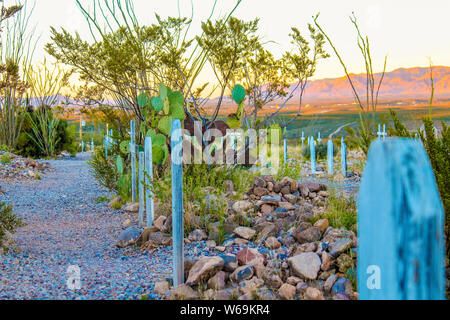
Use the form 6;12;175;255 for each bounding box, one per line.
154;281;170;296
169;284;200;300
230;265;254;283
234;227;256;240
220;254;239;272
188;229;208;242
116;227;141;248
288;252;321;280
236;247;264;266
207;271;228;290
279;283;296;300
294;227;322;244
328;238;352;256
253;187;269;197
305;287;324;300
154;216;167;231
186;256;224;286
232;200;253;213
314;219;329;233
122;202;139;212
265;237;281;250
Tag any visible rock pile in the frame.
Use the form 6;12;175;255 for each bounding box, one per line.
149;176;358;300
0;152;52;181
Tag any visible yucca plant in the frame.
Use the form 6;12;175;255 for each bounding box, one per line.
26;106;61;157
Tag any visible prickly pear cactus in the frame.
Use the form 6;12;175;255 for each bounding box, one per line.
134;83;186;165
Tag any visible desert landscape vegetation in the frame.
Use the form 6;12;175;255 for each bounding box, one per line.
0;0;448;303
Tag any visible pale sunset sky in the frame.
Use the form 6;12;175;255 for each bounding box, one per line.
6;0;450;85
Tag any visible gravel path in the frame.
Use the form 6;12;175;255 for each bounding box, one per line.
0;154;206;300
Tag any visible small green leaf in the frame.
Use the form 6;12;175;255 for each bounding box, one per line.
152;134;166;146
158;116;173;136
232;85;246;104
151;96;164;112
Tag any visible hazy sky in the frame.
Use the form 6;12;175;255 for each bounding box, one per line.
9;0;450;81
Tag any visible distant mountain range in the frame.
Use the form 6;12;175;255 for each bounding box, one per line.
205;66;450;109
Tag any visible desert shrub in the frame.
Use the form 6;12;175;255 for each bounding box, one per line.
88;146;119;194
0;202;24;250
311;191;357;233
1;153;11;164
16;106;76;158
302;142;337;160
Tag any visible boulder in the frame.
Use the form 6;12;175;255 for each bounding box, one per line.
254;187;269;197
186;256;224;286
116;227;141;248
236;247;264;266
234;227;256;240
321;251;334;271
314;219;329;233
324;274;338;293
288;252;321;280
232;200;253;213
230;265;254;283
328;238;353;256
208;271;228;290
154;281;170;296
265;237;281;250
154;216;167;231
122;202;139;212
305;287;324;300
294;227;322;244
188;229;208;242
169;284;200;300
220;254;239;272
279;283;296;300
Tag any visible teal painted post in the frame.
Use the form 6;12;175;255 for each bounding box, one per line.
358;139;445;300
327;139;334;175
284;139;288;164
130;120;137;203
310;139;316;174
91;138;94;152
145;137;154;227
377;124;383;140
318;132;322;143
341;137;347;177
138;152;145;226
301;132;305;151
171;119;184;286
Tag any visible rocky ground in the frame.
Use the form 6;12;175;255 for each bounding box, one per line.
0;151;53;181
0;153;215;300
125;176;359;300
1;150;361;300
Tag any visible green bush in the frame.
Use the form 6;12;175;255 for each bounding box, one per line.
311;191;357;233
16;106;76;158
0;202;24;250
1;153;11;164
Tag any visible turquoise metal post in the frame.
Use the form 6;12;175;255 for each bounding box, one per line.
341;137;347;177
358;139;445;300
318;132;322;143
310;139;316;174
171;119;184;286
284;139;288;164
91;138;94;152
130;120;137;203
327;139;334;175
145;137;154;227
301;132;305;151
138;152;145;226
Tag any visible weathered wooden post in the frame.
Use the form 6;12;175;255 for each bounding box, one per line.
327;139;334;175
358;139;445;300
138;152;145;226
171;119;184;286
144;136;154;227
284;138;288;164
310;138;316;174
301;131;305;151
341;137;347;177
130;120;137;203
